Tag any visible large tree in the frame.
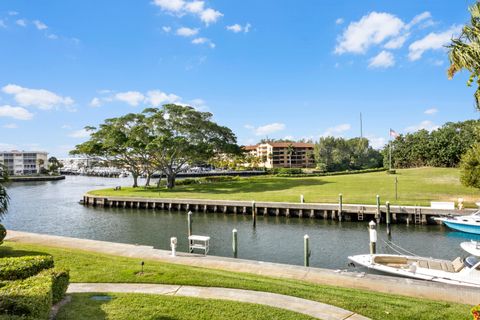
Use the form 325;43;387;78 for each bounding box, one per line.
143;104;240;189
71;113;153;188
448;2;480;109
0;164;9;222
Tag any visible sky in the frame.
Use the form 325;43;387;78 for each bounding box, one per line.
0;0;478;156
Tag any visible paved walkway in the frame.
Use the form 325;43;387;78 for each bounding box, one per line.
6;230;480;305
67;283;369;320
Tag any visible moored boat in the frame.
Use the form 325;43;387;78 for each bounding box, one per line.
435;210;480;235
348;253;480;287
461;240;480;256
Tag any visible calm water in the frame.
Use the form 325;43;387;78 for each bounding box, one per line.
2;176;476;269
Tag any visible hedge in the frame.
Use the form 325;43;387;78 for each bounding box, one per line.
40;268;70;304
0;273;53;319
275;167;387;177
0;256;54;281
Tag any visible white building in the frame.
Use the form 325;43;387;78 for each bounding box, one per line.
0;151;48;175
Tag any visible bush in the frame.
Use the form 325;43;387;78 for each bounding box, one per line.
275;167;386;177
0;273;52;319
203;176;240;183
40;268;69;304
386;169;397;175
0;256;54;281
0;224;6;244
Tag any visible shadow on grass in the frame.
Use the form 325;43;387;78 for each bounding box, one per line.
0;245;50;258
131;178;332;196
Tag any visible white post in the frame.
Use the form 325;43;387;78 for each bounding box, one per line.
170;237;177;257
368;220;377;255
300;194;304;203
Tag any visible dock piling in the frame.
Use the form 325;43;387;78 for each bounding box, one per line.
386;201;391;236
304;235;311;267
369;220;377;255
187;211;193;237
338;194;343;222
376;195;381;224
232;229;238;258
252;201;257;228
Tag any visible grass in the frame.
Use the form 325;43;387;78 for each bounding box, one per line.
90;167;479;207
0;241;472;320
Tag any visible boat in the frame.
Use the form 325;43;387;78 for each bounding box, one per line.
435;210;480;235
348;253;480;287
461;240;480;256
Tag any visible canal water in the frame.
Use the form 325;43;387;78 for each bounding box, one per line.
2;176;476;269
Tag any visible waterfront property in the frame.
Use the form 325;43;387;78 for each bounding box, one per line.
0;150;48;175
244;142;315;168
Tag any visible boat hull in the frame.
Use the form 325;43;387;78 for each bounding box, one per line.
443;220;480;235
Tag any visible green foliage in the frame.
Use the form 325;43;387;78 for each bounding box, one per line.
447;3;480;109
314;137;383;172
40;268;69;304
203;176;240;183
47;157;63;174
0;273;53;319
0;224;6;244
385;120;480;168
460;143;480;189
0;164;9;222
0;256;54;281
274;168;303;175
275;168;386;177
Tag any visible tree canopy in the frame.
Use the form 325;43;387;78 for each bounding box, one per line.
71;104;240;188
0;164;9;222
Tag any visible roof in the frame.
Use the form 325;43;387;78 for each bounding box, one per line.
263;142;314;148
242;145;258;151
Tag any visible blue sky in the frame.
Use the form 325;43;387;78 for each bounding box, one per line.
0;0;478;156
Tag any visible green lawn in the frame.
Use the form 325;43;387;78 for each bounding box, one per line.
90;167;480;207
0;242;472;320
56;293;315;320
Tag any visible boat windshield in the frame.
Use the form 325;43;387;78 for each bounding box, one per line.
464;256;480;269
472;210;480;217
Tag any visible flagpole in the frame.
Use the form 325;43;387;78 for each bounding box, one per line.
389;129;392;170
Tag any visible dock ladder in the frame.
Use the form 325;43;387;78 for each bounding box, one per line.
358;206;365;221
414;207;422;225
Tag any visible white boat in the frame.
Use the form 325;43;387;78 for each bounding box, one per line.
348;253;480;287
435;210;480;235
461;240;480;256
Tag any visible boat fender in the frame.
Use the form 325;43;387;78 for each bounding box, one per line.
409;262;417;273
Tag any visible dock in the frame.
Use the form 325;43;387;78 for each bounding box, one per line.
82;194;474;224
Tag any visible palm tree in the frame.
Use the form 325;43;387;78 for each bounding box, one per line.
287;143;295;168
447;3;480;109
0;164;9;222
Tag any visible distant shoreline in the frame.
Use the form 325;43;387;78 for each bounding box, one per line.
8;175;66;182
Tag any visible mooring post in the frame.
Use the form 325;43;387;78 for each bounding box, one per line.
376;195;381;224
232;229;238;258
369;220;377;255
187;211;193;237
338;193;343;222
386;201;391;236
252;201;256;228
300;194;304;203
304;234;311;267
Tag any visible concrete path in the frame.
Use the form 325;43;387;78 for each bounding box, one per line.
6;230;480;305
67;283;369;320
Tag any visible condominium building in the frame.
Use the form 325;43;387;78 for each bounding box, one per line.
244;142;315;168
0;151;48;175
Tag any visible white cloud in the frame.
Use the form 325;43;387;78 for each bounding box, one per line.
367;136;387;149
406;11;432;29
8;11;18;16
2;84;74;110
146;90;180;107
176;27;199;37
335;18;344;25
0;143;19;150
16;19;27;27
33;20;47;30
408;25;461;61
153;0;222;25
192;37;215;48
248;123;286;136
189;98;209;111
335;12;404;54
226;23;251;33
321;123;351;137
405;120;440;133
424;108;438;115
89;97;102;107
0;20;6;28
368;50;395;68
162;26;172;33
114;91;145;106
384;34;409;49
2;123;18;129
0;105;33;120
47;34;58;40
69;129;91;138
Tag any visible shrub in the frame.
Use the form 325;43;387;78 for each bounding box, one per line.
203;176;240;183
275;167;386;177
0;256;54;281
0;273;52;319
386;169;397;175
40;268;69;304
0;224;6;244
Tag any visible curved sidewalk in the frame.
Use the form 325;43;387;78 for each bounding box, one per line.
67;283;369;320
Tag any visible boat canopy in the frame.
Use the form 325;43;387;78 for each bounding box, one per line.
464;256;480;269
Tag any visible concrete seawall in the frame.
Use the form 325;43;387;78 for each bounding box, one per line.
5;230;480;305
82;193;475;225
9;175;66;182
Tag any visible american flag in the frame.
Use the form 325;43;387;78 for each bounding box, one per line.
389;128;399;138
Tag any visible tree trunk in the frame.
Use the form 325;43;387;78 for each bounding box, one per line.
166;173;176;189
132;173;139;188
145;173;151;187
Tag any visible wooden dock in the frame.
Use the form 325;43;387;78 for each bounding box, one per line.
82;194;474;225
